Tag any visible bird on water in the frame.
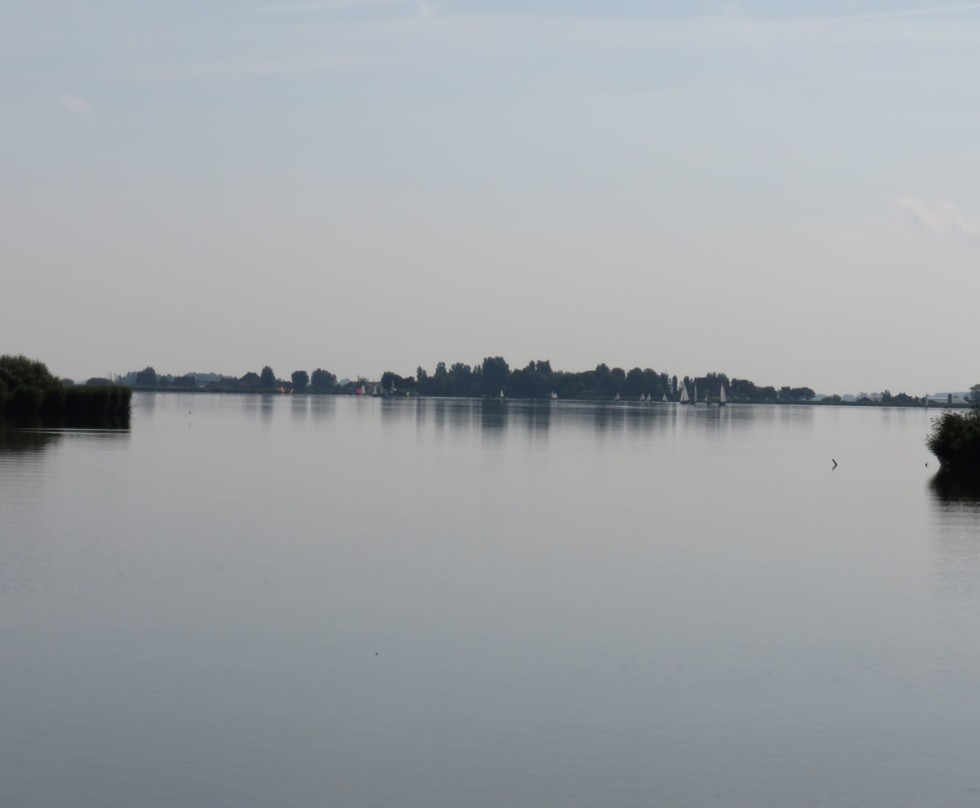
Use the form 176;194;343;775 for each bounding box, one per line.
832;458;838;469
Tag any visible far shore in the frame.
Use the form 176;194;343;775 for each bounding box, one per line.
127;387;974;409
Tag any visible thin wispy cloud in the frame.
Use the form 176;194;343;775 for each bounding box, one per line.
223;1;980;56
243;0;409;15
60;95;93;114
894;195;980;239
832;3;980;21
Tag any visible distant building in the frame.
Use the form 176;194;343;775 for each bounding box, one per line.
927;394;971;407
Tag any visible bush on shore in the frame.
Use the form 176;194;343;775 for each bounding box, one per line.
0;355;130;427
927;409;980;475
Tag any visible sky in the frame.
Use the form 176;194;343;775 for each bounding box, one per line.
2;0;980;393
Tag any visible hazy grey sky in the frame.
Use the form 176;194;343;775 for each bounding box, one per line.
3;0;979;392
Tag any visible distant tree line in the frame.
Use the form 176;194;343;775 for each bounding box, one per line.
114;357;966;407
121;365;342;394
382;359;817;403
400;359;673;400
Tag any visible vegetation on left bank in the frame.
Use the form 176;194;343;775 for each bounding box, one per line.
0;355;131;427
928;407;980;476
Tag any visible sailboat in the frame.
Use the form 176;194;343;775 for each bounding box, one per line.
719;385;727;406
499;389;505;399
662;393;667;402
679;384;690;404
550;391;558;401
693;384;698;405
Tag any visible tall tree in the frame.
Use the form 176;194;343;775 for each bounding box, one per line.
624;367;644;397
291;370;309;392
481;356;510;396
135;366;158;386
310;369;337;393
0;355;58;390
448;363;474;396
260;366;276;390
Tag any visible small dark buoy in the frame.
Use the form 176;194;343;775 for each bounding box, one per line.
375;652;379;656
832;458;838;469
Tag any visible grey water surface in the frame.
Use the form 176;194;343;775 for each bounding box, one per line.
2;394;979;808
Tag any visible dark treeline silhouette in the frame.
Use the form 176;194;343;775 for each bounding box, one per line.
381;358;819;402
115;358;955;407
122;365;343;394
0;355;131;427
403;359;673;399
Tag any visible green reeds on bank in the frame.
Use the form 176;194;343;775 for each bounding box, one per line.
0;355;131;428
927;408;980;475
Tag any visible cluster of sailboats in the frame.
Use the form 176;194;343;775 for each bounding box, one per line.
374;383;726;403
678;382;727;406
529;383;728;405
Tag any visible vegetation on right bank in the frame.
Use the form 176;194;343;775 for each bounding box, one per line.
0;355;131;427
928;407;980;475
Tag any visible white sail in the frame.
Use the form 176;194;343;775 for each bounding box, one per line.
662;393;667;402
499;389;505;399
693;383;698;404
551;391;558;400
719;384;727;406
679;385;689;404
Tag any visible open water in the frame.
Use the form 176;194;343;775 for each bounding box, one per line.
2;393;979;807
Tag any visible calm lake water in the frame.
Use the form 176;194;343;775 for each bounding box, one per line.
2;394;980;808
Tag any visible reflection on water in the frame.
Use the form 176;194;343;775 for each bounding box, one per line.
0;425;130;601
289;395;309;421
291;396;816;446
930;473;980;505
0;426;63;455
929;473;980;606
478;399;507;441
382;397;770;441
309;395;336;421
0;426;130;457
6;394;980;808
259;393;276;422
